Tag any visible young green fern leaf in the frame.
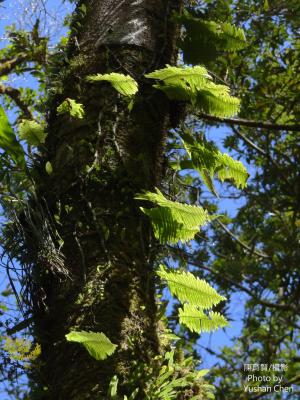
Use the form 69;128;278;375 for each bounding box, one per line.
65;331;117;361
18;120;47;146
220;22;247;50
57;98;85;119
0;105;25;166
108;375;139;399
217;152;249;187
145;65;240;117
197;82;241;117
175;10;246;64
181;134;248;193
145;65;210;102
157;267;226;308
179;304;228;333
135;189;211;244
158;267;228;334
146;65;211;100
86;72;138;97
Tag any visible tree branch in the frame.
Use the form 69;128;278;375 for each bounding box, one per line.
231;126;267;157
214;219;271;260
198;112;300;132
166;245;298;313
6;317;34;335
0;83;33;118
0;53;27;76
187;259;297;312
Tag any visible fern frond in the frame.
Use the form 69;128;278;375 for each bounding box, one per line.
65;331;117;361
182;136;248;191
220;22;247;51
179;304;228;333
175;10;246;64
18;120;47;146
146;65;210;91
183;136;219;171
200;169;219;197
197;82;240;117
145;66;240;117
145;65;210;102
0;105;25;166
57;98;85;119
157;267;226;308
216;153;249;188
86;72;138;96
140;207;203;244
135;189;211;243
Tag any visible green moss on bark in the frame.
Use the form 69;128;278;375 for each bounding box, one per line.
29;0;184;398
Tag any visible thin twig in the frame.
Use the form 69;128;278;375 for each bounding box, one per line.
73;231;86;282
0;53;28;76
1;253;25;317
0;84;33;118
231;126;267;156
215;219;271;260
198;112;300;132
230;126;296;194
86;110;104;174
187;259;297;312
111;103;122;160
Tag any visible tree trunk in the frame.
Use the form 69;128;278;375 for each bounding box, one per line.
29;1;182;398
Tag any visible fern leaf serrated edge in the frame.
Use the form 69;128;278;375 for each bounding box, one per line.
179;304;229;333
65;330;117;361
157;267;226;308
86;72;138;96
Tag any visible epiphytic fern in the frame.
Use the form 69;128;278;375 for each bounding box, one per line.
145;65;240;117
179;304;228;333
196;81;241;117
145;65;211;101
0;105;25;166
18;119;47;146
158;266;228;334
57;98;85;119
86;72;138;97
108;375;139;399
220;22;247;50
86;67;240;117
181;133;248;194
65;330;117;361
157;266;226;309
175;10;246;64
217;152;249;187
135;188;211;244
107;349;215;400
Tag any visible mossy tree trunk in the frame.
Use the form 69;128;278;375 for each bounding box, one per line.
30;1;183;398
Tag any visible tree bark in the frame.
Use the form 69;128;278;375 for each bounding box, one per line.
28;1;183;398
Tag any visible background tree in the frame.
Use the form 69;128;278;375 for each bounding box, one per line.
169;1;300;399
